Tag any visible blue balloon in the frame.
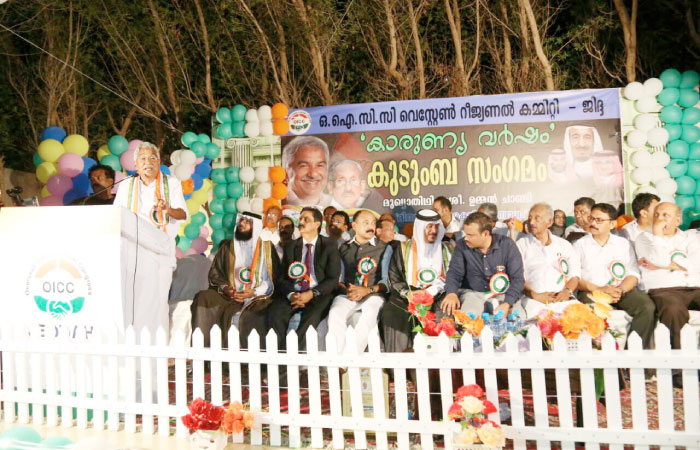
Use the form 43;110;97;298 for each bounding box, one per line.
160;164;171;175
63;188;88;205
33;153;44;167
191;173;204;191
41;126;67;143
72;173;91;191
184;193;192;200
195;162;212;179
81;157;97;175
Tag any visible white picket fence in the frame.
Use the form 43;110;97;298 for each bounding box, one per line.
0;322;698;449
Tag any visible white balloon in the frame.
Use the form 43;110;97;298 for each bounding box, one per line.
631;166;653;185
174;164;192;181
655;177;678;196
626;130;647;148
236;197;251;212
254;165;270;183
642;77;664;96
259;120;274;137
659;194;676;203
650;167;670;183
623;81;644;100
239;166;255;183
630;148;652;168
74;437;119;450
634;185;659;197
168;164;177;176
180;149;197;165
170;150;182;165
244;122;260;138
635;96;661;113
634;113;658;132
651;151;671;168
245;109;259;123
257;105;272;121
256;182;272;199
647;127;670;147
250;197;264;214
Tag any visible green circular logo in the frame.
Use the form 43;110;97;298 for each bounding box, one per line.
418;268;437;285
288;262;307;279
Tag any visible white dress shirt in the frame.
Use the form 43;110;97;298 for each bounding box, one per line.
517;232;581;294
573;234;640;287
564;223;587;238
444;214;462;234
621;220;651;242
634;230;700;289
114;174;188;239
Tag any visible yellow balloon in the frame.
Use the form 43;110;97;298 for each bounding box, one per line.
186;198;199;216
201;179;213;192
63;134;89;156
36;162;58;184
38;139;65;163
41;186;51;198
97;145;111;161
192;188;208;205
179;223;187;236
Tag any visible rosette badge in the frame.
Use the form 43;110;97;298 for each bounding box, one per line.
607;260;626;285
288;261;311;284
236;267;251;290
356;256;377;286
557;257;569;284
488;272;510;297
418;268;437;286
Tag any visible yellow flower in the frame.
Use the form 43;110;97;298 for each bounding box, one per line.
587;290;613;305
454;428;479;445
459;395;484;415
477;422;506;447
592;301;613;319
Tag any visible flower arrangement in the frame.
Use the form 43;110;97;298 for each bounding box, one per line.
182;398;225;432
454;310;485;337
408;291;457;337
222;401;255;434
182;398;255;450
448;384;505;448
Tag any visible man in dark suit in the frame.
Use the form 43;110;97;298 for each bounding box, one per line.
269;206;342;350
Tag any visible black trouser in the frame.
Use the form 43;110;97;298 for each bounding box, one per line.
647;287;700;349
268;293;334;351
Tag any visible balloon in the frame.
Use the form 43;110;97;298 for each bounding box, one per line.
232;121;245;137
205;142;220;160
190;141;206;158
677;176;696;195
199;225;210;239
100;154;122;172
655;177;678;196
40;195;63;206
225;167;240;183
223;214;236;229
634;185;658;197
239;166;255;183
211;168;227;184
185;222;201;240
63;134;89;156
0;426;42;444
260;121;274;137
46;174;73;196
111;171;125;194
191;212;206;226
56;152;84;177
687;161;700;179
659;69;682;88
41;186;50;198
180;150;197;165
191;173;204;191
647;127;670;147
256;182;271;199
128;139;143;153
236;197;250;212
635;96;660;113
678;89;700;108
174;164;193;181
72;173;91;191
213;183;228;199
634;113;658;132
41;126;67;142
273;119;290;136
250;197;264;214
40;436;74;448
212;229;227;245
244;122;260;138
680;70;700;89
666;124;683;141
657;88;680;106
33;152;44;167
36;162;58;184
81;156;97;175
623;82;644;100
682;125;700;144
181;131;198;147
107;135;128;155
689;143;700;159
195;162;212;179
224;198;238;214
63;187;87;205
190;237;208;253
642;78;663;96
210;198;225;214
667;159;688;178
626;130;647;148
254;165;270;183
175;247;184;259
676;195;695;212
631;167;653;185
245;109;259;123
269;166;286;183
227;182;244;198
38;139;65;163
257;105;272;121
650;167;670;183
120;149;136;172
682;107;700;125
650;151;670;168
216;123;233;140
210;214;224;230
630;149;652;168
97;144;111;161
186;198;200;216
216;107;232;123
271;103;289;119
191;188;208;205
271;182;288;200
660;105;683;124
197;133;211;144
182;178;195;195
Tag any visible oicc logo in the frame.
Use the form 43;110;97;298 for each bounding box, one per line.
26;258;91;320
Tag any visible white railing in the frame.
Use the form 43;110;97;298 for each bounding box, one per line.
0;323;698;449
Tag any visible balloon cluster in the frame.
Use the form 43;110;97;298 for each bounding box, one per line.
214;103;289;140
624;69;700;226
0;425;118;449
35;126;97;206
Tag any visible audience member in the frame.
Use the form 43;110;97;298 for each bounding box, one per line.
379;213;407;242
82;164;116;205
551;209;567;238
321;206;337;237
564;197;594;238
433;196;462;241
260;205;282;246
621;193;660;242
328;210;351;244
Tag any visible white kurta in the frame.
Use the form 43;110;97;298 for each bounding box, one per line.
573;234;641;287
634;230;700;290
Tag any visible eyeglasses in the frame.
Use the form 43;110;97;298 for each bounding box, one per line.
137;155;159;162
588;216;614;224
332;178;361;187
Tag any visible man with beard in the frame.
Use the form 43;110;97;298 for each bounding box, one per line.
328;159;367;209
190;212;278;348
380;209;453;352
563;125;604;180
328;210;392;353
269;207;341;350
282;136;332;207
321;206;337;237
276;216;296;259
76;165;116;205
328;210;351;245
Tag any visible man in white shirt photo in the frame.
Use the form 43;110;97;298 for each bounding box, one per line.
621;192;660;242
565;197;594;240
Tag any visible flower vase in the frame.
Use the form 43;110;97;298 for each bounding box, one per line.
189;430;227;450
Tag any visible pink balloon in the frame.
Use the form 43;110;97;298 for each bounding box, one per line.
190;237;208;253
57;152;84;178
184;248;198;256
175;247;184;259
112;171;126;194
199;225;210;238
40;195;63;206
120;149;136;172
195;156;205;164
128;139;143;153
46;173;73;196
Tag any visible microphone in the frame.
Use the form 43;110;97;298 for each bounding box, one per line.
80;173;138;205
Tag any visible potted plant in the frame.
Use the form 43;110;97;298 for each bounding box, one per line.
448;384;505;449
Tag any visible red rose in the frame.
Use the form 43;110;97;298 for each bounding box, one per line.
181;397;225;431
422;311;436;323
448;401;463;420
412;291;434;306
456;384;485;400
482;399;497;415
436;317;457;337
423;319;439;336
408;302;417;315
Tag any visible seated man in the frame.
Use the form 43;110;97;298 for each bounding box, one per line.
574;203;655;348
433;196;462;241
269;207;341;350
381;209;452;352
621;192;660;242
442;212;525;318
376;217;400;254
328;210;351;245
379;213;407;242
260;205;282;245
328;210;392;353
635;202;700;349
516;203;580;317
190;212;278;348
276;216;296;259
565;197;594;239
321;206;337;237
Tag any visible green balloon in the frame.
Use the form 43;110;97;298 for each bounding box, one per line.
107;135;128;156
205;142;221;160
666;124;683;141
40;436;74;448
224;199;238;214
177;236;191;251
210;198;225;214
209;214;224;230
678;89;700;108
676;176;696;195
0;426;42;444
682;125;700;144
232;104;247;121
680;70;700;89
688;160;700;179
216;107;231;124
667;140;689;159
675;194;695;210
190;141;206;157
181;131;198;147
212;229;226;245
227;182;244;199
225;167;240;183
689;143;700;159
191;212;207;226
223;213;236;229
185;222;200;240
100;154;122;172
33;152;44;167
667;159;688;177
660;105;682;124
660;68;682;87
213;183;228;199
232;121;245;138
198;133;211;144
682;107;700;125
215;123;233;140
211;168;227;184
657;88;679;106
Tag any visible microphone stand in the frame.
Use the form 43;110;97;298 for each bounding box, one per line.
80;173;139;205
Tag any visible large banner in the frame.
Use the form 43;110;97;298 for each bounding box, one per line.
282;89;622;225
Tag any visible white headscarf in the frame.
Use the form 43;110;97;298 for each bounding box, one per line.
562;125;604;179
407;209;446;286
233;211;263;261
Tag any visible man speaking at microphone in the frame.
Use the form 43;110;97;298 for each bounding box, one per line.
114;142;188;238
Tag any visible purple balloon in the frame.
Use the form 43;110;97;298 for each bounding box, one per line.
57;152;84;178
190;237;208;253
46;173;73;196
184;248;198;256
128;139;143;153
120;149;136;172
199;225;210;238
112;171;127;194
40;195;64;206
175;247;184;259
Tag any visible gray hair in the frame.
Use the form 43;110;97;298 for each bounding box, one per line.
530;202;554;219
478;202;499;222
133;142;160;163
282;136;329;176
329;159;363;182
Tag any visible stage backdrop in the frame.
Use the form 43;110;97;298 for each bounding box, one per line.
282;89;622;225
